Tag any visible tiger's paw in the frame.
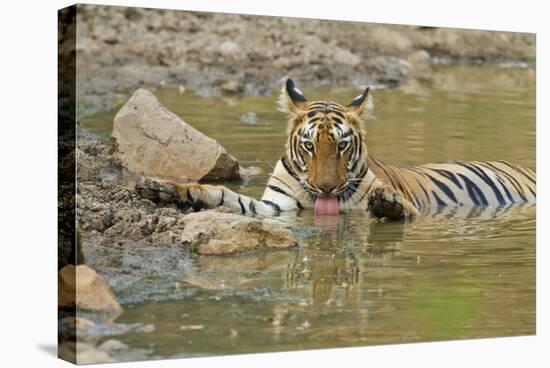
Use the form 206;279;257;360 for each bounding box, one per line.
135;177;206;211
367;186;419;220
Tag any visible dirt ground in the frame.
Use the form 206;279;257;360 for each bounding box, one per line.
74;4;535;116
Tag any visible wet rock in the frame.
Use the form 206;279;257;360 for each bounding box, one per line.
58;264;123;312
239;112;257;125
272;56;292;69
408;49;431;65
98;339;129;352
179;324;204;331
76;342;117;364
407;50;432;79
239;165;262;183
180;210;298;255
221;80;242;93
59;316;96;340
136;324;155;333
112;88;241;181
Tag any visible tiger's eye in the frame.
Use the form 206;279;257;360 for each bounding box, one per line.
304;142;314;151
338;141;348;150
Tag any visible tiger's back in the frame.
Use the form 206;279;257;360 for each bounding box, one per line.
368;157;536;209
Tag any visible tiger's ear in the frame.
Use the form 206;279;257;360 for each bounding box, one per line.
278;78;308;116
346;86;372;119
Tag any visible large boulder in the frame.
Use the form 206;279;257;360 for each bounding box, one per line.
112;88;241;181
180;210;298;255
58;264;122;312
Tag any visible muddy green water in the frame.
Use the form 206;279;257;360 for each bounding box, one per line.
81;65;535;360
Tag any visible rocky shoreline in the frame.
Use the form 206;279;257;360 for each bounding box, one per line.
71;86;299;306
76;116;296;281
75;4;535;116
62;102;300;361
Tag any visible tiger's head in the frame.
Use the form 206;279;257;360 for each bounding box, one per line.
279;78;372;201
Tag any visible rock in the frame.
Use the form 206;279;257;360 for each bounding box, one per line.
239;112;257;125
58;316;96;341
58;264;123;312
179;324;204;331
408;49;431;65
136;324;155;333
221;80;242;93
239;165;262;186
98;339;129;352
239;165;262;178
407;50;432;79
179;210;298;255
75;316;96;330
112;88;241;181
332;48;361;67
76;342;117;364
272;56;292;69
219;40;241;59
368;27;413;54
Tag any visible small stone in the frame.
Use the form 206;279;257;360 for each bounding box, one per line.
98;339;129;352
407;50;432;78
239;166;262;183
178;84;186;95
76;343;116;364
221;80;242;93
59;316;95;335
180;324;204;331
240;112;257;125
219;41;240;58
75;317;95;331
230;328;239;338
137;324;155;333
408;50;431;65
297;320;311;330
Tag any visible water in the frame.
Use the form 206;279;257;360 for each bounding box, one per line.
80;64;535;360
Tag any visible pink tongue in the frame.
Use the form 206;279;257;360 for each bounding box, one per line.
314;196;339;215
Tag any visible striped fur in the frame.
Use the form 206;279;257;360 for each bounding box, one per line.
136;79;536;220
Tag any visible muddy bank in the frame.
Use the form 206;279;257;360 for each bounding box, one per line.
75;4;535;116
75;123;296;302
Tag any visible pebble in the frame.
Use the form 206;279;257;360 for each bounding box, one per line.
180;325;204;331
240;112;257;125
98;339;129;352
221;80;241;93
136;324;155;333
219;40;240;58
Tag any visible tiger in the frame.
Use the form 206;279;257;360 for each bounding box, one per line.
136;78;536;220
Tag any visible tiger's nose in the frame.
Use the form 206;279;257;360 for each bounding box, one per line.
319;183;336;194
